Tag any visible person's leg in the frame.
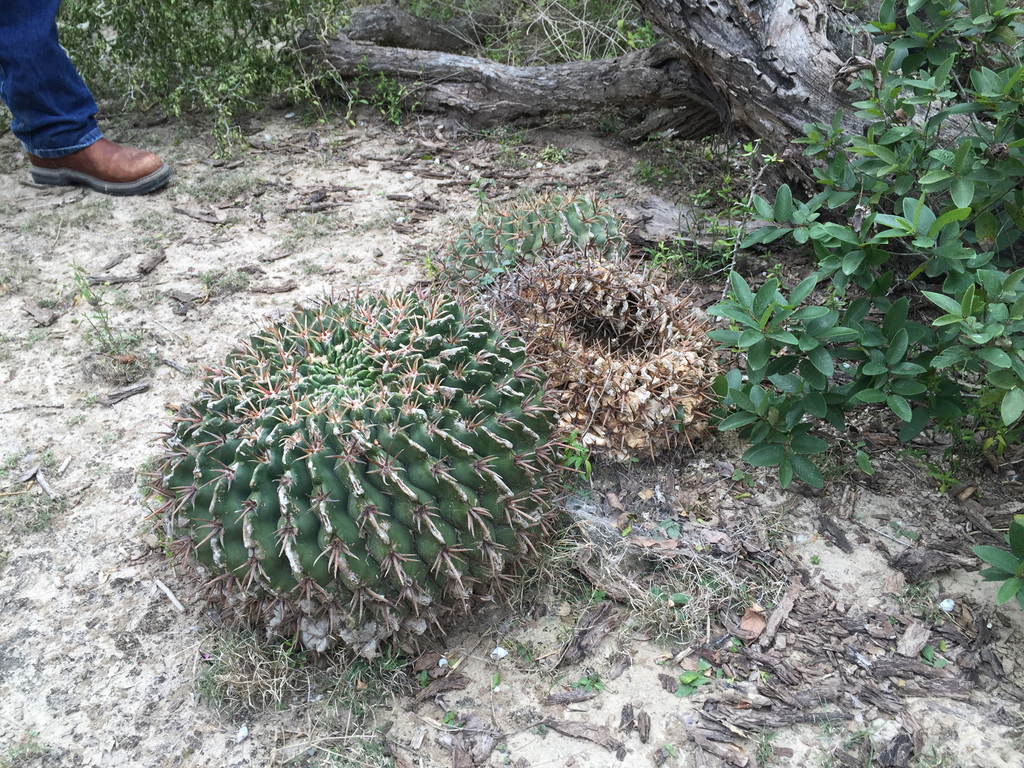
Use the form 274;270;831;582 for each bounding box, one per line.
0;0;101;156
0;0;171;194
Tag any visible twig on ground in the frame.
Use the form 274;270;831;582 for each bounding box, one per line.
154;578;185;612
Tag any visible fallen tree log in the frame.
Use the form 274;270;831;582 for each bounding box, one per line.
299;32;728;140
303;0;876;146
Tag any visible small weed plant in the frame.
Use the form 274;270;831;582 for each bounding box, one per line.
72;267;140;356
573;671;606;692
710;0;1024;499
356;64;419;126
562;430;593;482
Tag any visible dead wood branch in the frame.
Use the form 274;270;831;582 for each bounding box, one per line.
300;32;726;140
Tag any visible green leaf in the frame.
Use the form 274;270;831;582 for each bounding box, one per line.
922;290;964;315
927;207;972;239
712;305;760;328
856;449;874;475
885;328;909;365
842;250;867;275
767;331;801;346
889;362;927;376
1001;388;1024;425
744;442;786;467
932;345;969;369
730;388;757;413
1002;267;1024;294
778;458;794;489
887;394;913;422
808;346;834;377
919;169;953;185
974;545;1023;574
752;194;774;221
961;283;976;317
719;412;760;431
803;391;827;417
791;433;830;455
988;370;1020;389
729;271;753;309
975;210;998;251
855;388;889;404
996;577;1022;605
950;178;975;209
752;279;780;320
899;407;930;443
890;380;926;397
747;340;771;372
882;297;909;338
737;329;763;348
980;566;1015;582
953;139;973;176
871;143;899;166
774;184;794;222
1009;521;1024;559
791;455;824;488
976;348;1013;368
788;275;817;307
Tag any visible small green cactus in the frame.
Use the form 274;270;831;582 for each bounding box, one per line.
155;291;564;655
443;193;626;284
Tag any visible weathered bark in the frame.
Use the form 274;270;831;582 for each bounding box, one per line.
634;0;870;143
305;0;873;146
301;32;728;140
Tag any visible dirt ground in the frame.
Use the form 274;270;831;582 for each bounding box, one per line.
0;109;1022;768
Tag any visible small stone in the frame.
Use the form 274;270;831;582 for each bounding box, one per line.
236;725;249;743
939;599;955;612
490;646;509;661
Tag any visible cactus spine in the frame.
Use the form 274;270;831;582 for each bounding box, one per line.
156;292;564;654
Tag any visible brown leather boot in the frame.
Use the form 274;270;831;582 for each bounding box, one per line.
28;137;172;196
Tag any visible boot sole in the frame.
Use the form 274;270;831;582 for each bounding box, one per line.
30;163;172;196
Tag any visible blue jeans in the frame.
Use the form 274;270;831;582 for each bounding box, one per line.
0;0;101;157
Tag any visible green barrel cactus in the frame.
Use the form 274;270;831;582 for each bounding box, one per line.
155;291;564;655
443;193;627;284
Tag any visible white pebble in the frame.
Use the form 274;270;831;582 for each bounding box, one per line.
404;172;414;179
939;599;955;612
236;725;249;743
490;646;508;661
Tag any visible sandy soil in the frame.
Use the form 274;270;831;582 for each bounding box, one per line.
0;110;1022;768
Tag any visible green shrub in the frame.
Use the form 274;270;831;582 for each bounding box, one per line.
710;0;1024;491
57;0;346;143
